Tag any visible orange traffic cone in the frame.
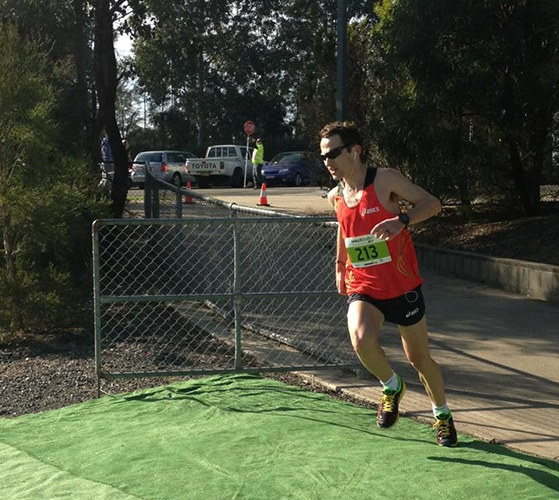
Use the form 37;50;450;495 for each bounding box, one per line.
183;181;194;204
257;182;270;206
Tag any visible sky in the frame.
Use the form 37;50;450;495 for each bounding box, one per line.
115;33;133;57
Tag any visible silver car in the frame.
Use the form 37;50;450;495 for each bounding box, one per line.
130;150;197;188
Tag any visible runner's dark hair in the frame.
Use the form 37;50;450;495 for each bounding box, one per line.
319;121;363;148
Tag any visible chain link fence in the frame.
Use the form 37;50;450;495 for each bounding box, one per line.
93;170;359;394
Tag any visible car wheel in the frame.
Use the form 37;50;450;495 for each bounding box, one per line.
172;173;182;187
231;168;243;188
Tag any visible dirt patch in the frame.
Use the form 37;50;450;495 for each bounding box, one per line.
0;330;189;417
412;206;559;266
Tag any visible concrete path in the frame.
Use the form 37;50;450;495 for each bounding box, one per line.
297;269;559;461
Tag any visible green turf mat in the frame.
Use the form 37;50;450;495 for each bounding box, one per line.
0;442;140;500
1;374;557;500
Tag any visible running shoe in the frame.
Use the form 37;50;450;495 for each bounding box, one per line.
434;414;458;447
377;379;406;428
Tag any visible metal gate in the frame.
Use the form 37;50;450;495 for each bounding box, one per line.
92;216;359;394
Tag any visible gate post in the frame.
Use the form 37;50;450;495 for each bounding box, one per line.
231;211;243;370
144;161;152;218
92;220;103;398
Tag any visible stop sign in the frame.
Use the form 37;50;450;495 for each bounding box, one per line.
244;120;256;136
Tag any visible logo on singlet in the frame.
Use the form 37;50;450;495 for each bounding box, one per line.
361;207;380;217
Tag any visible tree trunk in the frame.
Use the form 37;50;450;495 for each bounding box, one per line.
196;50;205;148
3;224;23;331
508;139;540;216
452;114;472;215
93;0;128;217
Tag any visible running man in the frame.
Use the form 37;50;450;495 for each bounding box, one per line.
320;121;457;447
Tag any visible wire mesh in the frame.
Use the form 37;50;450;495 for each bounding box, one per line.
100;300;238;374
93;217;359;383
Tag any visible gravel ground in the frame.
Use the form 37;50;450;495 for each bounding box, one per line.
0;331;183;418
0;328;364;419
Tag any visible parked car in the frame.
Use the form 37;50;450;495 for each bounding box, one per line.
130;150;197;188
185;144;255;188
262;151;328;187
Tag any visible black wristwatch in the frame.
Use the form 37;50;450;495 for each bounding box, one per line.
398;213;410;228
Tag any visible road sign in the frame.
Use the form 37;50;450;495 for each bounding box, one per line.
244;120;256;136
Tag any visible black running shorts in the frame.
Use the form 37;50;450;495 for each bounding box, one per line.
347;285;426;326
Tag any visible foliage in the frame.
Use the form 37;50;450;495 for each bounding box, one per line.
0;25;56;186
116;78;144;140
132;0;261;146
0;25;110;333
371;0;559;214
0;0;95;157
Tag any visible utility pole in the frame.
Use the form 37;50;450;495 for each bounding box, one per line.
336;0;347;121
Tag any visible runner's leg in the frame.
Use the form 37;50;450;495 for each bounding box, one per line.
347;300;393;382
398;316;447;406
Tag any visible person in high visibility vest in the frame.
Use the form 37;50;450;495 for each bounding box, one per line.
252;138;265;189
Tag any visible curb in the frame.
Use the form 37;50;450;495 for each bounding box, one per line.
416;244;559;303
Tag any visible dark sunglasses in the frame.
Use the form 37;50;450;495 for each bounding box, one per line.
320;143;351;162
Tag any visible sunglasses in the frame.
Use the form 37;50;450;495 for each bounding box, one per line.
320;143;350;162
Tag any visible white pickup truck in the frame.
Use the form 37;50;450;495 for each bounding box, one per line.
185;144;255;188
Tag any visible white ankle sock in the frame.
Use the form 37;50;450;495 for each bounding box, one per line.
381;372;400;393
432;403;451;418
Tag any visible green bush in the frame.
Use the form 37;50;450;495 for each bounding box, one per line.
0;26;112;335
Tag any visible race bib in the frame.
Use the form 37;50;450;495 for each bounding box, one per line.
345;234;392;268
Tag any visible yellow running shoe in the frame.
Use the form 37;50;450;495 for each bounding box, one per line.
434;414;458;447
377;379;406;428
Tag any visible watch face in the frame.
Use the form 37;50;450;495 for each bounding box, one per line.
399;213;410;226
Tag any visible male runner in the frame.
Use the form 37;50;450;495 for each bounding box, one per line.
320;121;457;447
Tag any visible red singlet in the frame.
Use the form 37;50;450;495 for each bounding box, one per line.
336;170;422;300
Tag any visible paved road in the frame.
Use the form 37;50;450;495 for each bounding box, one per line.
202;186;559;461
191;185;334;216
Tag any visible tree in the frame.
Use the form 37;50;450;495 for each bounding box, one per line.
116;77;143;139
93;0;130;217
0;26;109;332
130;0;376;147
0;28;56;316
373;0;559;215
0;0;96;157
131;0;246;147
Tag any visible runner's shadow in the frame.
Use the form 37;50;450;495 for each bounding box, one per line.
428;441;559;493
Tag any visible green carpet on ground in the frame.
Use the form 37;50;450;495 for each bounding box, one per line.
1;374;557;500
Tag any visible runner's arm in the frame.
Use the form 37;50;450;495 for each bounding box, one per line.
335;224;348;296
385;168;441;224
327;186;338;209
328;185;347;294
372;169;441;240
